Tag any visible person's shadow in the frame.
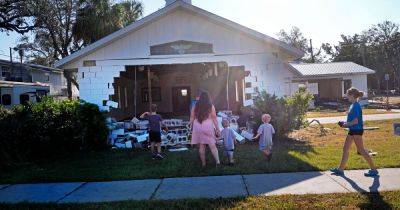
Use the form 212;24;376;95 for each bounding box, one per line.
340;174;391;209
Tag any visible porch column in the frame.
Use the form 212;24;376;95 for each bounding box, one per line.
226;66;230;110
134;66;137;116
147;66;152;111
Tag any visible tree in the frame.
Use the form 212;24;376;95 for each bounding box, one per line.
323;21;400;93
73;0;143;46
277;26;326;63
16;0;143;98
0;0;36;34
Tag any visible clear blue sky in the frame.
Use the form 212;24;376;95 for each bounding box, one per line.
1;0;399;61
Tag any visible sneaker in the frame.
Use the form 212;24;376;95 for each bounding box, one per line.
151;154;157;160
330;168;344;176
364;169;379;177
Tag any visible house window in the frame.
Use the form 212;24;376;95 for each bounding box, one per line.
142;87;161;102
1;94;11;105
245;93;252;100
1;66;11;79
343;80;352;94
45;73;50;82
81;72;85;79
20;94;30;105
83;60;96;67
181;89;188;96
245;82;252;88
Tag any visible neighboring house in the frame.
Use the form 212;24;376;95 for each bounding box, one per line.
0;81;50;108
55;0;308;119
288;62;375;100
0;59;68;96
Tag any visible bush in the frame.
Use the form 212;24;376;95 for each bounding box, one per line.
253;88;313;137
0;98;109;168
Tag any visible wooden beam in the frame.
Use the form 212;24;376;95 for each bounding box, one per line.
147;66;152;111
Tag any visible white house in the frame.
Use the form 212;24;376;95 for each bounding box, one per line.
287;62;375;100
55;0;371;119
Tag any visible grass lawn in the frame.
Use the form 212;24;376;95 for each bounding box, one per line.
307;108;396;118
1;191;399;209
1;120;399;184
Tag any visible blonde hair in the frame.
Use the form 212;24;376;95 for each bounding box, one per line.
262;114;271;123
222;118;230;128
346;87;364;98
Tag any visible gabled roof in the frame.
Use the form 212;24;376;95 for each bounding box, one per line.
55;0;303;68
288;62;375;77
0;80;50;88
0;59;62;73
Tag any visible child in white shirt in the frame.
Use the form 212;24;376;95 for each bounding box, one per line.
253;114;275;162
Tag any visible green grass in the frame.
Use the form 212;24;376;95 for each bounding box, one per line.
1;120;399;184
1;191;400;209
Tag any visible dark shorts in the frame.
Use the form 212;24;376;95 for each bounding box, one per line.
348;130;364;136
149;131;161;143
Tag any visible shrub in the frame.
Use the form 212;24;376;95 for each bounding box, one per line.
286;87;314;128
253;88;313;137
0;98;109;168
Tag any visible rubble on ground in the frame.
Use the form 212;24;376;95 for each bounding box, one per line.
107;110;254;150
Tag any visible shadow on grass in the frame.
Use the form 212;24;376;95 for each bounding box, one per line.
340;175;392;209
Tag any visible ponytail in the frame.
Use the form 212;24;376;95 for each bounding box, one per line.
346;87;364;99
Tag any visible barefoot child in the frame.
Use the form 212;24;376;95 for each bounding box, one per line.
253;114;275;162
140;104;166;159
330;87;378;177
221;119;237;164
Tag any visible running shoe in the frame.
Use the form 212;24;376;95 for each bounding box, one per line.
330;168;344;176
364;169;379;177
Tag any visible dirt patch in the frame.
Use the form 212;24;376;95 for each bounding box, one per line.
288;125;340;146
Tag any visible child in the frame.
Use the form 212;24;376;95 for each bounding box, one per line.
253;114;275;162
140;104;166;159
221;118;237;164
331;87;378;177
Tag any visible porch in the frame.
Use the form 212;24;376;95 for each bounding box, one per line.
108;62;245;120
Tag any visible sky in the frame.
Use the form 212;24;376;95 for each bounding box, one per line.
1;0;400;62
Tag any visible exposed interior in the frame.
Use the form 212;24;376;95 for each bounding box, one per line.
109;62;245;120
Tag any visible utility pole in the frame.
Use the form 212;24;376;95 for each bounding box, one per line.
385;74;390;110
9;47;13;74
309;39;315;63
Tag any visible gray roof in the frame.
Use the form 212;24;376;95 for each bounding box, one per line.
289;62;375;77
0;59;62;73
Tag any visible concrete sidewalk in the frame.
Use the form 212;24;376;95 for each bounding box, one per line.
308;113;400;124
0;168;399;204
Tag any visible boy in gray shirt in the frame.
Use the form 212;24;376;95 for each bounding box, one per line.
221;119;237;165
253;114;275;162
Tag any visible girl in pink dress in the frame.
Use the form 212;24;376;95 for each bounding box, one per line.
190;91;221;167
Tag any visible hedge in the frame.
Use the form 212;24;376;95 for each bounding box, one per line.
0;98;109;168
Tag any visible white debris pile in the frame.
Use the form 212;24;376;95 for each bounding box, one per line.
107;117;191;149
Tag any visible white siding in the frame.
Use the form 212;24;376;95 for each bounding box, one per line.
343;74;369;97
62;8;293;107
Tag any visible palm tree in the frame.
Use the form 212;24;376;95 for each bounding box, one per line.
73;0;143;45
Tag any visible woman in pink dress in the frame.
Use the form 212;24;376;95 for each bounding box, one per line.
190;91;221;167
